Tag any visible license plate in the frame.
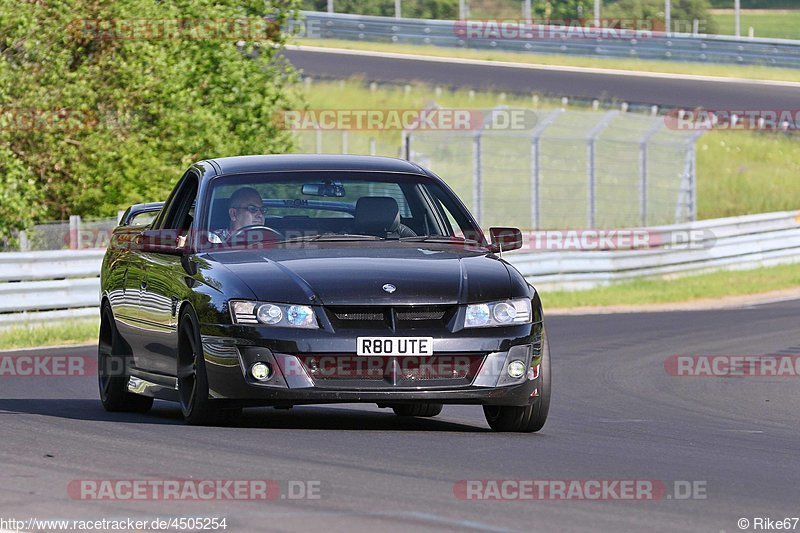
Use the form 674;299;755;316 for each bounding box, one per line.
357;337;434;356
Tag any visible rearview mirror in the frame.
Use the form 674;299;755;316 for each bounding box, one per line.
301;181;345;197
488;227;523;253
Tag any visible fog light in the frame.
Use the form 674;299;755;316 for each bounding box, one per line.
251;362;271;381
507;360;526;379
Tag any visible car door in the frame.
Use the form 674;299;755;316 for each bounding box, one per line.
135;172;199;376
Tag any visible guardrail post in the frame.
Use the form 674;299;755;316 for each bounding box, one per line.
586;111;618;229
69;215;81;250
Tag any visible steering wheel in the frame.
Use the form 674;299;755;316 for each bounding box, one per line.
227;225;283;244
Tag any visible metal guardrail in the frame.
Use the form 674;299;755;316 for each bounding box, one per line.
0;210;797;326
0;250;103;326
302;11;800;69
510;210;800;290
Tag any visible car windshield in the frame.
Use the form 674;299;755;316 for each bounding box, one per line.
203;171;485;246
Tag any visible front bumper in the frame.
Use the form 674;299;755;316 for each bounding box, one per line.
200;321;544;407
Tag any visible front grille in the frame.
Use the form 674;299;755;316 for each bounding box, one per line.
332;310;384;322
297;354;485;389
396;308;447;321
325;305;455;330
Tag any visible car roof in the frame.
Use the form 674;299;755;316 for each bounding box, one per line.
204;154;430;177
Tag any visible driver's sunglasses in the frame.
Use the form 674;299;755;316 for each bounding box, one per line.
235;205;268;215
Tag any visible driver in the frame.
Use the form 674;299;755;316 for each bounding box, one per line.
213;187;266;241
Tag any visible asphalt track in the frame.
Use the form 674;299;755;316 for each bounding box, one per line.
1;298;799;532
283;47;800;108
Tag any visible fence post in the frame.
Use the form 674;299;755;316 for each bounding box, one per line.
401;130;410;160
529;109;563;230
689;132;702;221
472;130;482;225
640;120;665;226
586;111;619;229
69;215;81;250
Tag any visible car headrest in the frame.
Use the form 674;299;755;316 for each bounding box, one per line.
353;197;400;236
210;198;231;231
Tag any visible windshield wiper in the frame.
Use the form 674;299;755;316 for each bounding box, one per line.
399;235;481;245
276;233;386;244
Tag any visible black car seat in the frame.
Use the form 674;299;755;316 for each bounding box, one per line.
353;197;417;238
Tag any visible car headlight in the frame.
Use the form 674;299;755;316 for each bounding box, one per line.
230;300;319;328
464;299;531;328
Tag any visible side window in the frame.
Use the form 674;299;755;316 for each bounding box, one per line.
128;211;158;227
425;185;480;241
160;173;199;231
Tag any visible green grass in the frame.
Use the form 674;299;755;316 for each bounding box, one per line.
291;37;800;82
711;9;800;40
540;263;800;308
0;318;99;351
294;79;800;223
0;265;797;350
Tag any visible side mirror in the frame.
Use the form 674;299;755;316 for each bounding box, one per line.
488;227;523;253
137;229;187;255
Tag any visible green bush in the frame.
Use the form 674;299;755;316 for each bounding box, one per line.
604;0;718;33
0;0;301;232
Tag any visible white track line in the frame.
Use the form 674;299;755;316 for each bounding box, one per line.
288;44;800;88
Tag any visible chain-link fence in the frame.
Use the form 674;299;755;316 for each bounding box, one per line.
2;108;701;252
293;106;704;230
3;215;120;252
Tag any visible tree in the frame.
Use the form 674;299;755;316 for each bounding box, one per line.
0;0;302;241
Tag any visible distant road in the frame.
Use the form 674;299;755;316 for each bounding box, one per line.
284;46;800;108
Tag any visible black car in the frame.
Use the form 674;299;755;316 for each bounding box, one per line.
99;155;551;432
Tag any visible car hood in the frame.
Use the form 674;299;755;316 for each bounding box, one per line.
207;243;513;305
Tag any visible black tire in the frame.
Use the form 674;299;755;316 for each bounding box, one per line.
177;307;242;426
98;303;153;413
391;403;443;417
483;325;551;433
